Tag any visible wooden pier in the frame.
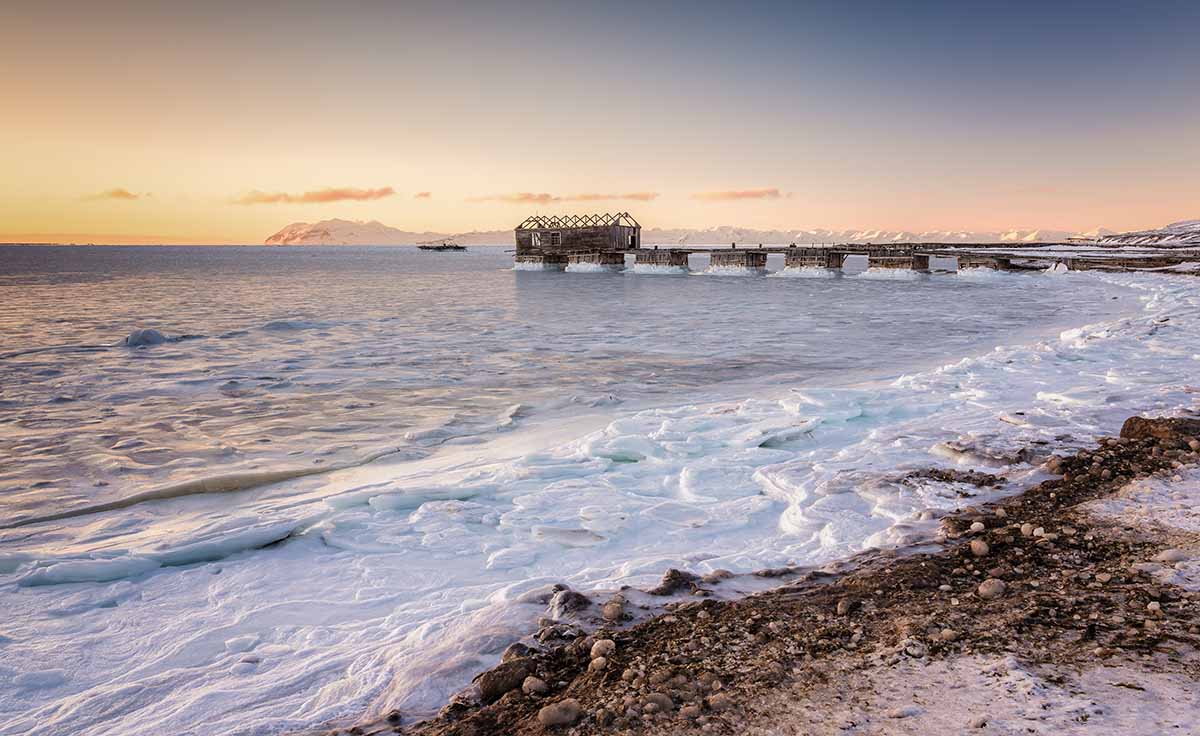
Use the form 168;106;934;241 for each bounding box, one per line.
512;213;1200;275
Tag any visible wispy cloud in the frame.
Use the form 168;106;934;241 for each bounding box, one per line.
692;188;784;201
86;188;143;201
413;191;432;199
470;192;659;204
234;186;396;205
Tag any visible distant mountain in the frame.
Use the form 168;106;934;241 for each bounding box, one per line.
1096;220;1200;247
265;218;1145;247
264;219;461;245
640;225;1091;245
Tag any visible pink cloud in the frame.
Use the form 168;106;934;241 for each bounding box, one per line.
86;188;142;201
235;186;396;204
471;191;659;204
692;188;784;201
414;191;432;199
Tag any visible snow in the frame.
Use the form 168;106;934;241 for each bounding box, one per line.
5;253;1200;735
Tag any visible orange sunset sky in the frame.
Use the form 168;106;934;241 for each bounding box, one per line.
2;1;1198;244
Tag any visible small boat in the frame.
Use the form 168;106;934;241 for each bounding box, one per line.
417;239;466;252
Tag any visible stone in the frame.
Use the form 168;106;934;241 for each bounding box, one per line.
887;706;922;718
589;656;608;672
474;658;531;704
591;639;616;658
644;692;674;712
1189;439;1200;452
903;639;927;658
681;704;702;719
940;628;959;642
537;699;582;727
706;693;733;711
970;539;990;557
836;597;858;616
548;588;592;618
602;598;626;622
501;642;533;661
522;676;549;695
1096;572;1113;583
977;578;1007;599
995;508;1008;518
1020;523;1034;537
1119;416;1200;443
970;716;988;728
648;568;699;596
701;569;734;584
1155;549;1189;564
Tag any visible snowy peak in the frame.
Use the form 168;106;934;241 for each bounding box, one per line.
264;219;449;245
1096;219;1200;247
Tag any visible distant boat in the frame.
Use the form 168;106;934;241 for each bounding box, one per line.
417;239;466;251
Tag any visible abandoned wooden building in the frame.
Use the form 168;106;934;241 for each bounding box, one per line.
514;212;641;269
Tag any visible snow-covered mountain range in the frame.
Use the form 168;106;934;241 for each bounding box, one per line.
265;218;1197;247
1095;220;1200;247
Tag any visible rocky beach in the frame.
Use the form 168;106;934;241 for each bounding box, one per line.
342;414;1200;735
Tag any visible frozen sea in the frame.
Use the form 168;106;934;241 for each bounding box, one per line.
1;245;1198;735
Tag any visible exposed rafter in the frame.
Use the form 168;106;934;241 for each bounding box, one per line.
515;212;640;230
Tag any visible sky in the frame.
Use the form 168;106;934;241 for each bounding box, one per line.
2;0;1198;244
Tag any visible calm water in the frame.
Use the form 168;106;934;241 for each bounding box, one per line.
6;245;1179;736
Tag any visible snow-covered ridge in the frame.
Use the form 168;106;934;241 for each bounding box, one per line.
1096;220;1200;247
264;219;1136;246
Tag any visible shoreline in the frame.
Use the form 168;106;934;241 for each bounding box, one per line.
346;413;1200;735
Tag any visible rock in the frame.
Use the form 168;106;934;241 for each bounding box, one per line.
591;639;616;658
1190;439;1200;452
1020;523;1034;537
538;699;582;727
649;568;700;596
994;507;1008;518
970;539;990;557
123;328;169;347
701;569;734;584
644;692;674;712
706;693;732;711
522;676;549;695
548;588;591;618
903;639;927;658
474;658;531;704
940;628;959;642
589;656;608;672
385;710;403;725
680;704;702;719
836;597;858;616
970;716;988;728
1095;572;1113;583
1147;601;1162;615
1120;416;1200;443
887;706;923;718
969;521;986;533
501;642;533;661
602;598;626;622
977;578;1007;599
1155;549;1189;563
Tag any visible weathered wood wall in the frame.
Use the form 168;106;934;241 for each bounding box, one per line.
514;225;639;255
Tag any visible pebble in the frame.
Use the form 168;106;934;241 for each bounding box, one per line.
940;628;959;642
537;699;582;727
995;508;1008;518
680;704;702;719
1147;601;1162;615
938;584;952;592
1033;527;1046;537
706;693;732;711
589;656;608;672
1155;549;1189;564
522;676;549;695
1189;439;1200;452
1020;523;1034;537
970;716;988;728
602;599;625;622
969;521;986;533
1096;572;1113;583
644;692;674;712
970;539;990;557
977;578;1007;599
836;597;858;616
887;705;923;719
591;639;616;658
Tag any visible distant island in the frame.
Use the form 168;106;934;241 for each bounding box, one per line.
264;218;1200;248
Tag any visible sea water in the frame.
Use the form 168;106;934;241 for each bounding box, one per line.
1;245;1197;735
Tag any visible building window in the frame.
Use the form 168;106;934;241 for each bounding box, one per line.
531;232;541;247
549;232;561;247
